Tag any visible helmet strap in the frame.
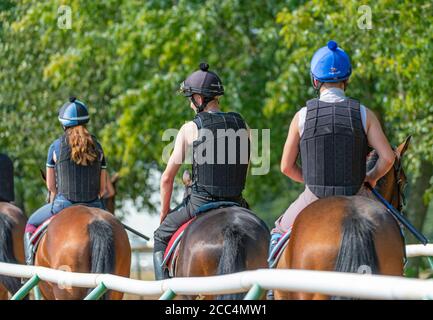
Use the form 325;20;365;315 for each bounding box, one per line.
343;80;348;91
191;95;212;113
312;80;323;97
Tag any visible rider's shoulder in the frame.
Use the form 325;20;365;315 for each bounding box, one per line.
180;121;198;137
179;121;198;144
50;138;62;150
181;121;196;131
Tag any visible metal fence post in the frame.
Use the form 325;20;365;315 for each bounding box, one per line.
10;275;40;300
84;282;108;300
33;285;42;300
244;283;265;300
159;288;176;300
427;257;433;270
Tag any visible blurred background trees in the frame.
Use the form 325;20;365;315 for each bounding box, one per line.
1;1;433;271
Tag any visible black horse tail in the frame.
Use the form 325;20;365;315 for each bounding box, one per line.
333;208;379;300
88;219;115;300
0;212;22;295
216;224;246;300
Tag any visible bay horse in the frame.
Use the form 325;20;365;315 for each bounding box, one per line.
173;172;270;300
275;137;411;300
0;202;27;299
35;205;131;300
34;170;130;299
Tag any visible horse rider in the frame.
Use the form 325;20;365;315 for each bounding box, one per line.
153;63;251;280
0;153;14;203
23;97;107;265
269;40;396;259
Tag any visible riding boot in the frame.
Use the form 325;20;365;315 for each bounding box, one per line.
153;251;169;280
23;232;34;266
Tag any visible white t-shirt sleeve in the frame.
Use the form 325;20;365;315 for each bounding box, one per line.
298;107;307;137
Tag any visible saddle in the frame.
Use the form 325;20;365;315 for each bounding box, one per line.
29;216;56;255
29;202;97;254
162;201;240;277
267;226;408;269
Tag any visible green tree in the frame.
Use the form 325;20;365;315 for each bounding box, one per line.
1;0;433;251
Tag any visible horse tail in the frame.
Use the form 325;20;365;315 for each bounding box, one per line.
88;219;115;300
333;207;379;300
0;212;22;295
216;223;246;300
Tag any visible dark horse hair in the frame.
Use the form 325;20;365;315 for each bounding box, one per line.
333;150;392;299
216;223;247;300
0;212;23;296
87;219;115;300
333;204;379;300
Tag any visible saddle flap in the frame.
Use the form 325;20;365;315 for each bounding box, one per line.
162;218;195;267
268;229;292;269
30;215;56;246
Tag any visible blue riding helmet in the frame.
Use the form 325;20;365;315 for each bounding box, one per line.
58;97;90;128
310;40;352;85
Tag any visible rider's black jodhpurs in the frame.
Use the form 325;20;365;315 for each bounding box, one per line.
153;193;248;253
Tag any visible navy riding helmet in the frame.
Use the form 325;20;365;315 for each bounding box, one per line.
179;63;224;112
58;97;90;128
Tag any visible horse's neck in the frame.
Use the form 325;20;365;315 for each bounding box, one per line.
105;196;115;214
378;177;398;208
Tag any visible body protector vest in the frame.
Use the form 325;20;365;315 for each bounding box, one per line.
192;112;250;198
55;134;102;202
300;98;368;198
0;154;14;202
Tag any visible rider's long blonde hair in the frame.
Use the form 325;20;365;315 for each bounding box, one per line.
66;125;98;166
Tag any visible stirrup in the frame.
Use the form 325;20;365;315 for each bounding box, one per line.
266;290;274;300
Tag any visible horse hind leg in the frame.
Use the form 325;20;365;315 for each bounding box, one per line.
0;285;9;300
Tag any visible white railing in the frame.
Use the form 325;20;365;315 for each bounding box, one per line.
1;244;432;300
406;244;433;258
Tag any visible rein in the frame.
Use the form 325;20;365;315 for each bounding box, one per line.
367;156;428;245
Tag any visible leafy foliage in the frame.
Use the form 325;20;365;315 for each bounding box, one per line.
1;1;433;242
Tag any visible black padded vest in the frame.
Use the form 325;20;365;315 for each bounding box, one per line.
300;98;368;198
55;134;102;202
192;112;250;198
0;154;14;202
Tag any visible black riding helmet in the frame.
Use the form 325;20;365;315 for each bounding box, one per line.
180;63;224;113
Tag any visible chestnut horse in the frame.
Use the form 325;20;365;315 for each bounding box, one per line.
275;137;410;300
174;172;270;300
35;205;131;300
0;202;27;299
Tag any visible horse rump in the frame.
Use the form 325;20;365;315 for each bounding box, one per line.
0;212;22;296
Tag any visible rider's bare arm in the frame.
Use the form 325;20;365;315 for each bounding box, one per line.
99;169;107;199
104;173;116;199
365;108;395;187
160;121;197;222
46;167;57;202
281;112;304;183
